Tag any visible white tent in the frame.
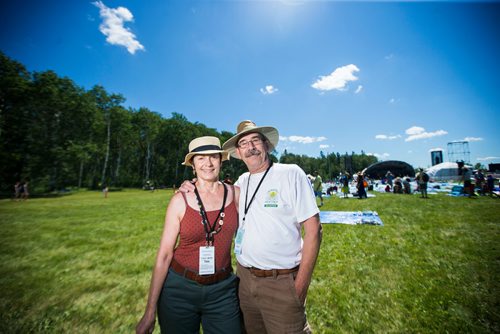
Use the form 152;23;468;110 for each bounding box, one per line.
425;162;469;181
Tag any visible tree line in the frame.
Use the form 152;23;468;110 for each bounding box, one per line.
0;52;377;195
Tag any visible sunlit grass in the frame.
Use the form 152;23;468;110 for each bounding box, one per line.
1;190;499;333
310;193;500;333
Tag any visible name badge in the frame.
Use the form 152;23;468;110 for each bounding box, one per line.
234;228;245;255
199;246;215;275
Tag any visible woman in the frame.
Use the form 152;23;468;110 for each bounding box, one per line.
136;136;241;334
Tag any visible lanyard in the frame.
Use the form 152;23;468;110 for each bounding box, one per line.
243;161;273;224
194;182;228;245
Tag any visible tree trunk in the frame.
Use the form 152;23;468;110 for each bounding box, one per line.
78;160;84;188
145;141;151;182
150;143;155;182
115;147;121;185
101;114;111;186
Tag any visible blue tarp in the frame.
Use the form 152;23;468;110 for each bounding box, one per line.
319;211;384;226
449;185;464;197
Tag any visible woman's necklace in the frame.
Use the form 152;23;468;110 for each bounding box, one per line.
193;182;228;246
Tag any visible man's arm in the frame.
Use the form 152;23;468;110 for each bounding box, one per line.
295;213;322;304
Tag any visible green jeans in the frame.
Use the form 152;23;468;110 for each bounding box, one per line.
157;269;241;334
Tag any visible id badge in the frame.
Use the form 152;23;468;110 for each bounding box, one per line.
234;228;245;255
199;246;215;275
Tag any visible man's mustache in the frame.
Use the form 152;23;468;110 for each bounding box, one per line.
244;148;262;157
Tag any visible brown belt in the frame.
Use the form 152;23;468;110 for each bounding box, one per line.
247;265;299;278
170;258;232;285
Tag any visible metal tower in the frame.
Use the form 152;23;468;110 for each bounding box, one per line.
447;141;470;165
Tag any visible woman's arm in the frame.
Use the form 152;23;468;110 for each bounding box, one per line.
136;193;185;334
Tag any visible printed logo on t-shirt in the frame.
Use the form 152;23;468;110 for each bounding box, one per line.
264;189;278;207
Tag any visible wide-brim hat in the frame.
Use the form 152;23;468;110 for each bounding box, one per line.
222;120;279;159
183;136;229;167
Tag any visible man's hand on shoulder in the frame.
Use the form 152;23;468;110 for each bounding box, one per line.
178;179;196;193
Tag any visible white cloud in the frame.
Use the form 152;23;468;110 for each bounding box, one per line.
368;152;390;159
319;144;330;149
355;85;363;94
93;1;145;54
405;126;425;135
389;98;400;104
404;126;448;142
385;54;394;60
260;85;278;95
311;64;359;92
464;137;483;142
281;136;327;144
375;134;401;140
477;156;500;161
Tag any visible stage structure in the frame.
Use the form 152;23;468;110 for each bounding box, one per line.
447;141;470;165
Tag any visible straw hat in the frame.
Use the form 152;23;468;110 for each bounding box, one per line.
182;136;229;167
222;120;279;159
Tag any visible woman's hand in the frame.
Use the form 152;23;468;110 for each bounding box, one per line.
136;313;156;334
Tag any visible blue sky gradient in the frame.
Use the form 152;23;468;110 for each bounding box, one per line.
1;0;499;168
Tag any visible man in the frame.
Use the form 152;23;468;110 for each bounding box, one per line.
474;170;485;195
224;120;322;334
486;174;498;197
356;172;367;199
385;170;394;187
416;168;429;198
403;177;411;194
462;167;473;197
312;171;324;207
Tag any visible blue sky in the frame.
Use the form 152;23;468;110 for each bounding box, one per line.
1;0;499;169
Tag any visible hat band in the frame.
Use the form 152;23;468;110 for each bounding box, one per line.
191;144;221;153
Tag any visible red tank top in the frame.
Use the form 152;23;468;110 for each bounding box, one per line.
173;187;238;272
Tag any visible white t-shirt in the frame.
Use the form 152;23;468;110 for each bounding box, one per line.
235;163;319;269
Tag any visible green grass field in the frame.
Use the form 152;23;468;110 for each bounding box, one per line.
1;189;499;333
